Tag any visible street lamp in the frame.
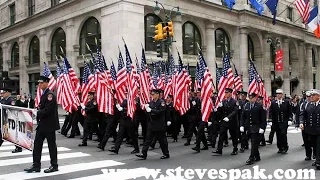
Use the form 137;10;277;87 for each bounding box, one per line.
153;1;181;21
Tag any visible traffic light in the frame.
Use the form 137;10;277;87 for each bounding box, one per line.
154;23;163;41
156;43;163;58
162;24;168;39
167;21;174;37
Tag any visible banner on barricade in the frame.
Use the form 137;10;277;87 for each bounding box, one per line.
1;105;36;151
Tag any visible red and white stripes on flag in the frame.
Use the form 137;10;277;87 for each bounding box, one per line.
248;62;259;95
127;67;138;119
201;68;214;122
295;0;311;23
116;52;127;104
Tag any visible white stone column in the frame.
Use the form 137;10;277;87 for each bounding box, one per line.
205;22;216;85
19;36;28;94
101;1;144;66
262;33;272;96
65;19;79;75
306;44;313;90
296;42;305;93
39;28;47;71
1;43;9;71
171;15;182;65
282;37;290;95
239;27;248;92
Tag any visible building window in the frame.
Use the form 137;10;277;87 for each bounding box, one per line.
182;22;201;55
28;73;40;97
248;35;254;61
0;47;3;71
79;17;101;55
287;7;293;21
11;42;19;68
215;28;230;58
51;28;66;60
312;48;316;67
144;14;162;51
51;0;59;6
9;4;15;25
313;73;316;89
29;36;40;64
28;0;35;16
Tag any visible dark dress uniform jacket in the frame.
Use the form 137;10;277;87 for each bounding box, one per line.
300;102;320;135
220;98;239;129
270;99;292;126
187;97;201;122
148;99;166;131
84;99;98;123
36;89;60;132
241;102;267;133
0;96;14;105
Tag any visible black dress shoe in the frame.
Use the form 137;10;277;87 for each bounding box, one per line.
301;144;305;146
240;148;245;153
259;143;266;146
108;148;118;154
44;166;58;173
244;146;249;150
313;155;316;160
277;149;283;154
160;154;170;159
254;156;261;161
97;145;104;151
131;149;140;154
282;147;288;154
246;159;254;165
266;140;272;145
135;153;147;160
184;142;190;146
231;150;238;155
224;144;228;147
201;146;208;150
24;166;41;173
212;150;222;155
67;135;75;138
78;143;87;147
312;162;316;166
305;157;311;161
191;147;200;153
12;148;22;153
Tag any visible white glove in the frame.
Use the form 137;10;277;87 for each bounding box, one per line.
116;104;121;109
208;122;212;126
214;108;217;112
118;107;123;111
167;121;171;126
0;103;2;108
146;107;152;112
288;121;293;126
81;104;85;109
144;104;150;109
32;109;38;116
240;126;244;132
192;101;196;106
66;112;69;115
218;102;223;107
223;117;229;122
259;128;264;134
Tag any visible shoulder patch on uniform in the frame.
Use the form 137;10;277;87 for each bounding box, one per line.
161;101;165;106
48;94;53;101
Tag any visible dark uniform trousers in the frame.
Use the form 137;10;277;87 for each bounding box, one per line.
195;122;208;148
100;115;118;148
268;125;276;143
61;111;75;135
142;130;169;156
114;118;139;151
82;120;99;144
250;133;261;158
310;135;320;164
302;130;317;158
274;123;288;150
217;127;238;151
33;131;58;168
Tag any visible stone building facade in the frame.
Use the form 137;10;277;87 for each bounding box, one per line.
0;0;319;97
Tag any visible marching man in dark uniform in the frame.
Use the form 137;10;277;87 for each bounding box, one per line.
24;76;59;173
238;91;249;153
0;88;15;147
300;89;320;170
269;89;292;154
240;93;267;165
213;88;239;156
136;89;170;160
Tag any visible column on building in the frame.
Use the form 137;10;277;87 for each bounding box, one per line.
171;15;182;65
306;44;313;90
19;36;28;94
262;33;272;96
1;43;9;71
39;28;47;71
66;19;79;75
205;21;216;84
297;41;305;92
282;37;290;95
101;1;144;65
239;27;248;92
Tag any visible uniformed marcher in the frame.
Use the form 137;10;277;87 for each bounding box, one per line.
208;92;223;148
213;88;239;155
240;93;267;165
269;89;293;154
257;96;267;146
78;90;100;146
300;89;320;170
238;91;249;152
136;89;170;160
0;88;15;147
24;76;60;173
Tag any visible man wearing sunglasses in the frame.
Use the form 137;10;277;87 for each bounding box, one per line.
136;89;170;160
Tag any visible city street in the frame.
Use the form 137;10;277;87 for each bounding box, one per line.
0;122;319;180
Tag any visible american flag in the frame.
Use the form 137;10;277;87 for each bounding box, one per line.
124;43;138;119
199;51;214;122
139;47;151;108
81;62;95;115
34;62;56;107
116;51;127;104
194;62;201;91
216;53;233;107
233;63;243;92
64;58;81;94
163;55;174;100
151;63;158;90
110;61;117;90
248;62;258;95
295;0;311;23
56;60;63;105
